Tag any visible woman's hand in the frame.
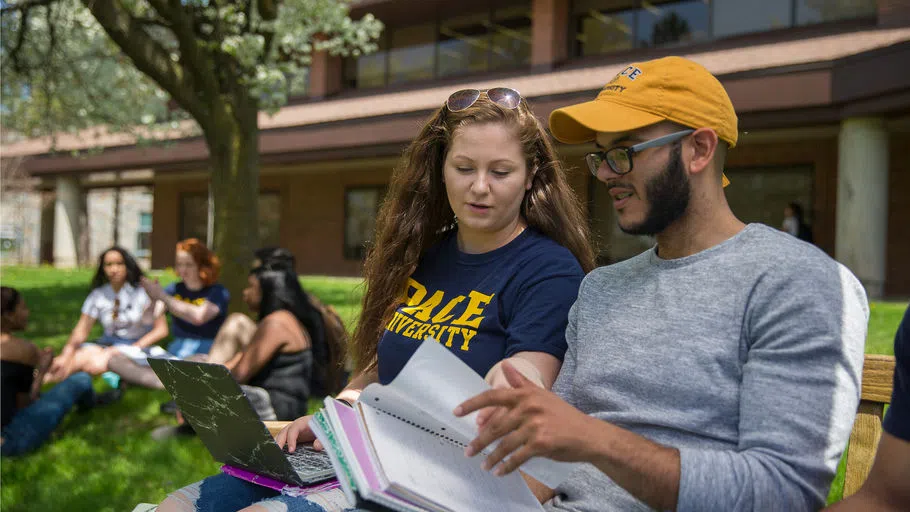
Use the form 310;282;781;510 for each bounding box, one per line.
140;276;167;302
275;414;321;453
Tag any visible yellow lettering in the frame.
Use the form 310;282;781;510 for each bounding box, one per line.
403;278;427;307
395;316;412;335
414;323;432;339
427;324;441;339
405;290;445;322
386;312;403;331
443;326;458;348
431;296;465;323
451;291;494;328
402;321;418;338
459;329;477;351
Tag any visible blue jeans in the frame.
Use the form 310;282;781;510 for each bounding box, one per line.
0;372;94;456
194;473;328;512
166;337;214;359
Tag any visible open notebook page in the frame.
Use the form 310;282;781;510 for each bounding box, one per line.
360;338;579;488
324;399;426;512
360;403;543;512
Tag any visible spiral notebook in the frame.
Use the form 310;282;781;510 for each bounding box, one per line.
310;338;579;512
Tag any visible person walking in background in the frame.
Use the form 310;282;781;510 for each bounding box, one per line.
782;202;813;243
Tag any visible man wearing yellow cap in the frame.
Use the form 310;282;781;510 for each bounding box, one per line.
456;56;869;511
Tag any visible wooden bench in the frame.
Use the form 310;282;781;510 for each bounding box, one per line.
261;354;897;498
264;420;292;438
842;354;895;497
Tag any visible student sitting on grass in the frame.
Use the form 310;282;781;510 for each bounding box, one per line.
106;238;230;389
45;246;168;383
1;287;119;457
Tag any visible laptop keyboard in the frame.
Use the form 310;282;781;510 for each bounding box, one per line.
284;446;333;475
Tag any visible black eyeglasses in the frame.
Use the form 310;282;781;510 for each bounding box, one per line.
585;129;694;177
446;88;522;112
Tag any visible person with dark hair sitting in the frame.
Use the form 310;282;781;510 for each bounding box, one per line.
1;287;118;456
46;246;168;383
106;239;230;390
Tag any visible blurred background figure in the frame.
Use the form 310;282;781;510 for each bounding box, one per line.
782;202;813;244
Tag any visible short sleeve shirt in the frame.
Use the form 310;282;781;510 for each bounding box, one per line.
80;283;154;340
376;229;584;384
163;282;230;340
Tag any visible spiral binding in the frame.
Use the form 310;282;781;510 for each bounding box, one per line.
370;399;466;447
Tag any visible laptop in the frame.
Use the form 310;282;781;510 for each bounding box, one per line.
148;358;335;486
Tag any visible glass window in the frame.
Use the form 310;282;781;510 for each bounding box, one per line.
139;212;153;231
573;0;638;57
712;0;791;38
490;4;532;70
344;186;386;260
796;0;876;25
637;0;710;48
724;166;814;234
388;24;436;84
438;12;490;78
180;192;281;247
344;35;387;89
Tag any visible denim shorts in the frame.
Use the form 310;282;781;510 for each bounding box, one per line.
166;337;214;359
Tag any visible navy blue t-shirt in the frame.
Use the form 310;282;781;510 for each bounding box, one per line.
164;282;230;340
376;228;584;385
883;306;909;441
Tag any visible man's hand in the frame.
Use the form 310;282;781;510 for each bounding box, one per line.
455;361;597;476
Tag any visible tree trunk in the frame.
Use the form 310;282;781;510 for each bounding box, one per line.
204;105;260;314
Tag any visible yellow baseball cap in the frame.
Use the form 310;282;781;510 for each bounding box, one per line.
549;56;736;186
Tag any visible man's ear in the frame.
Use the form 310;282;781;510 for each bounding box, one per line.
687;128;719;178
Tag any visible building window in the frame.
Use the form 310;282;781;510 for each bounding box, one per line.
574;0;709;57
343;1;531;89
344;186;386;259
723;165;814;234
795;0;876;26
180;192;281;248
712;0;791;38
135;212;152;257
572;0;874;58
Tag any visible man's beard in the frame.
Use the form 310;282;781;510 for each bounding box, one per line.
619;144;691;236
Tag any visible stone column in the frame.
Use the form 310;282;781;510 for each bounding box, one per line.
531;0;569;70
836;117;889;298
53;176;88;267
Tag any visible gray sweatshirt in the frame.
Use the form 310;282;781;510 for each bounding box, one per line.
547;224;868;512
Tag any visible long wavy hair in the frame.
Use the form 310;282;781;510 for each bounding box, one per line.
177;238;221;286
252;266;345;396
350;94;595;372
90;246;144;290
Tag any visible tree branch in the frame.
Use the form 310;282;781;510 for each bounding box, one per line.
79;0;209;125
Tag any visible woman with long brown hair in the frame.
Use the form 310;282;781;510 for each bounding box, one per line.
158;87;594;512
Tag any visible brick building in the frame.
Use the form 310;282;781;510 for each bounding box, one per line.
2;0;908;297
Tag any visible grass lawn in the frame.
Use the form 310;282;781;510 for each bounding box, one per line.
0;266;905;510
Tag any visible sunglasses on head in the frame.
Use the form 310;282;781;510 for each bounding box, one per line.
446;88;523;112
